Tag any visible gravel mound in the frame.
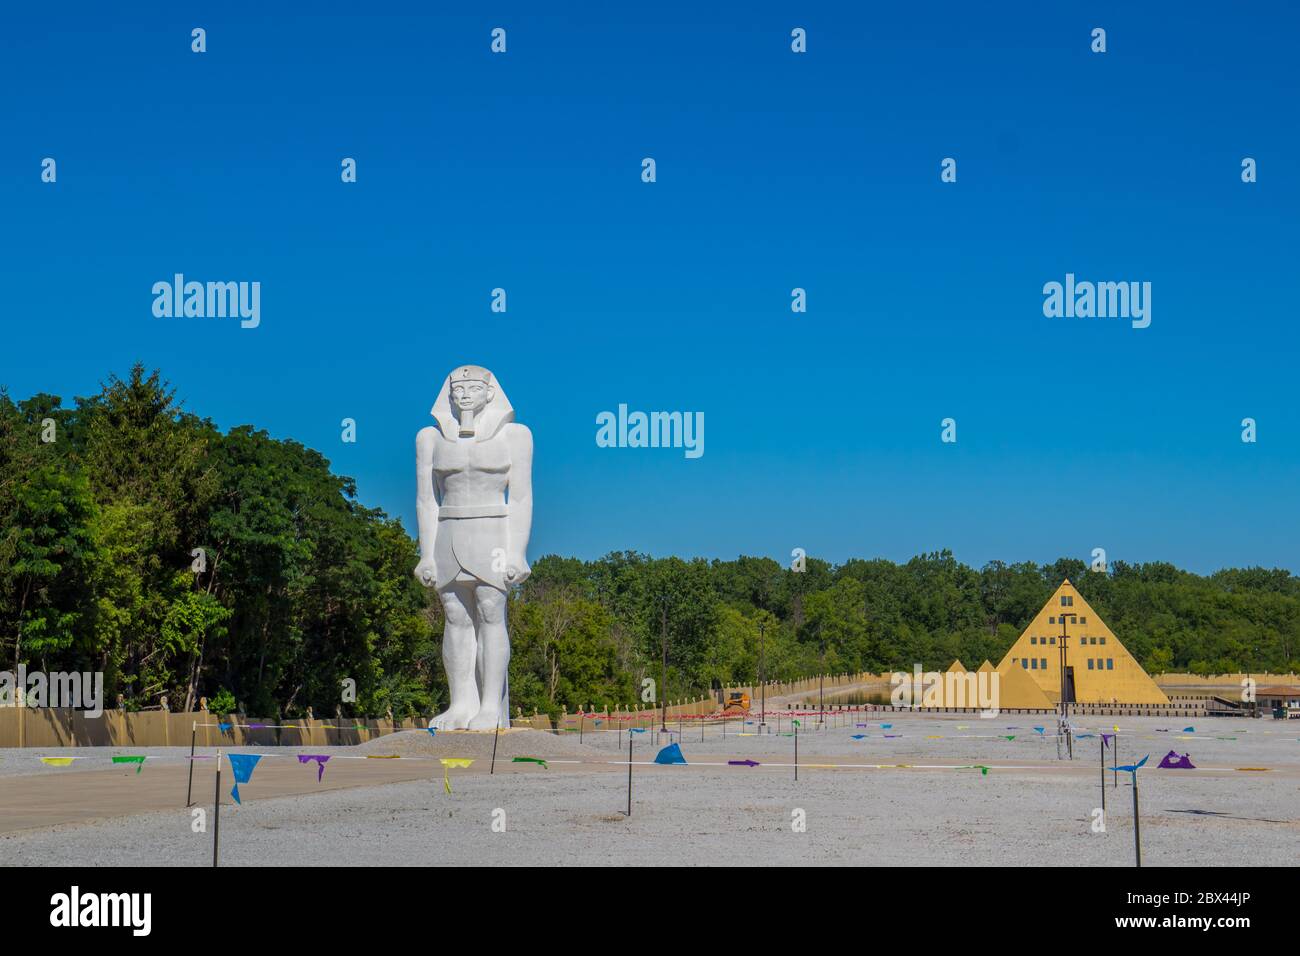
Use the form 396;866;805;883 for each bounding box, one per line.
355;728;600;760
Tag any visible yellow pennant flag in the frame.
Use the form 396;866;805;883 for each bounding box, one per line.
41;757;75;767
440;758;474;793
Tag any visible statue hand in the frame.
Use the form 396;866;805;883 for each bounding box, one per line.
414;558;438;588
504;556;531;585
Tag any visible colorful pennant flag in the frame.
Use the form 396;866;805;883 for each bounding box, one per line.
298;754;330;782
512;757;548;769
1158;751;1196;770
654;743;686;765
112;755;146;774
40;757;75;766
227;753;262;804
1115;754;1150;774
440;758;474;793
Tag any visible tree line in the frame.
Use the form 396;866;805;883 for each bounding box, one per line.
2;367;1296;720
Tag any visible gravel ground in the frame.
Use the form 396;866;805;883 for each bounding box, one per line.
1;717;1295;866
0;729;591;779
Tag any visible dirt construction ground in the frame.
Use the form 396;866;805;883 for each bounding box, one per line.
1;715;1296;866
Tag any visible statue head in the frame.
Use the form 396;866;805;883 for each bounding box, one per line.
431;365;514;440
448;366;496;419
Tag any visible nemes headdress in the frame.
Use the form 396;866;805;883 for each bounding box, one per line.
430;365;514;441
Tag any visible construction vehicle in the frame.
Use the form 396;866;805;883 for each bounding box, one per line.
722;691;750;713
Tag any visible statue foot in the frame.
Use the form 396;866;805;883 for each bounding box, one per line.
429;705;477;731
467;707;503;731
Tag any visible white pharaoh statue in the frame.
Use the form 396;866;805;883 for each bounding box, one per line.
414;365;533;730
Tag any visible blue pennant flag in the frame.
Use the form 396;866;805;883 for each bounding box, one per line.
654;743;686;765
1116;754;1150;774
227;753;262;804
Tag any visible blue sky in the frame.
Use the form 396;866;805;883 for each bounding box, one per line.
2;1;1297;575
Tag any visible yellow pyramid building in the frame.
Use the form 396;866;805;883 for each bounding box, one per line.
991;657;1054;709
919;657;1052;710
996;579;1168;705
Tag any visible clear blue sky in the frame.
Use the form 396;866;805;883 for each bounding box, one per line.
2;1;1297;575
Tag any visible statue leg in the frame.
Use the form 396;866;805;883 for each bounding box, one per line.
429;582;480;730
467;584;510;730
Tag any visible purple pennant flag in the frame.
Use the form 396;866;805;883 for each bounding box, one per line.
1101;733;1114;748
298;754;331;781
247;723;267;730
1158;750;1196;770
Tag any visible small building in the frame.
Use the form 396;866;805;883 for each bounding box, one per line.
1255;685;1300;719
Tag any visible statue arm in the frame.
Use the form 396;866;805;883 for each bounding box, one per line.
414;426;440;585
505;424;533;582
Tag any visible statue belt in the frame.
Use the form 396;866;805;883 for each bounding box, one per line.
438;504;508;519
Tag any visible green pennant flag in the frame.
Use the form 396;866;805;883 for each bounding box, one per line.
1004;735;1016;741
511;757;548;769
792;719;801;727
958;764;991;776
112;755;146;774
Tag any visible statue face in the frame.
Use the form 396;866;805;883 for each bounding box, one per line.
450;379;493;414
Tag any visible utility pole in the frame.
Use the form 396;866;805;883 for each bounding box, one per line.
659;596;669;733
1058;611;1077;760
818;622;826;726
